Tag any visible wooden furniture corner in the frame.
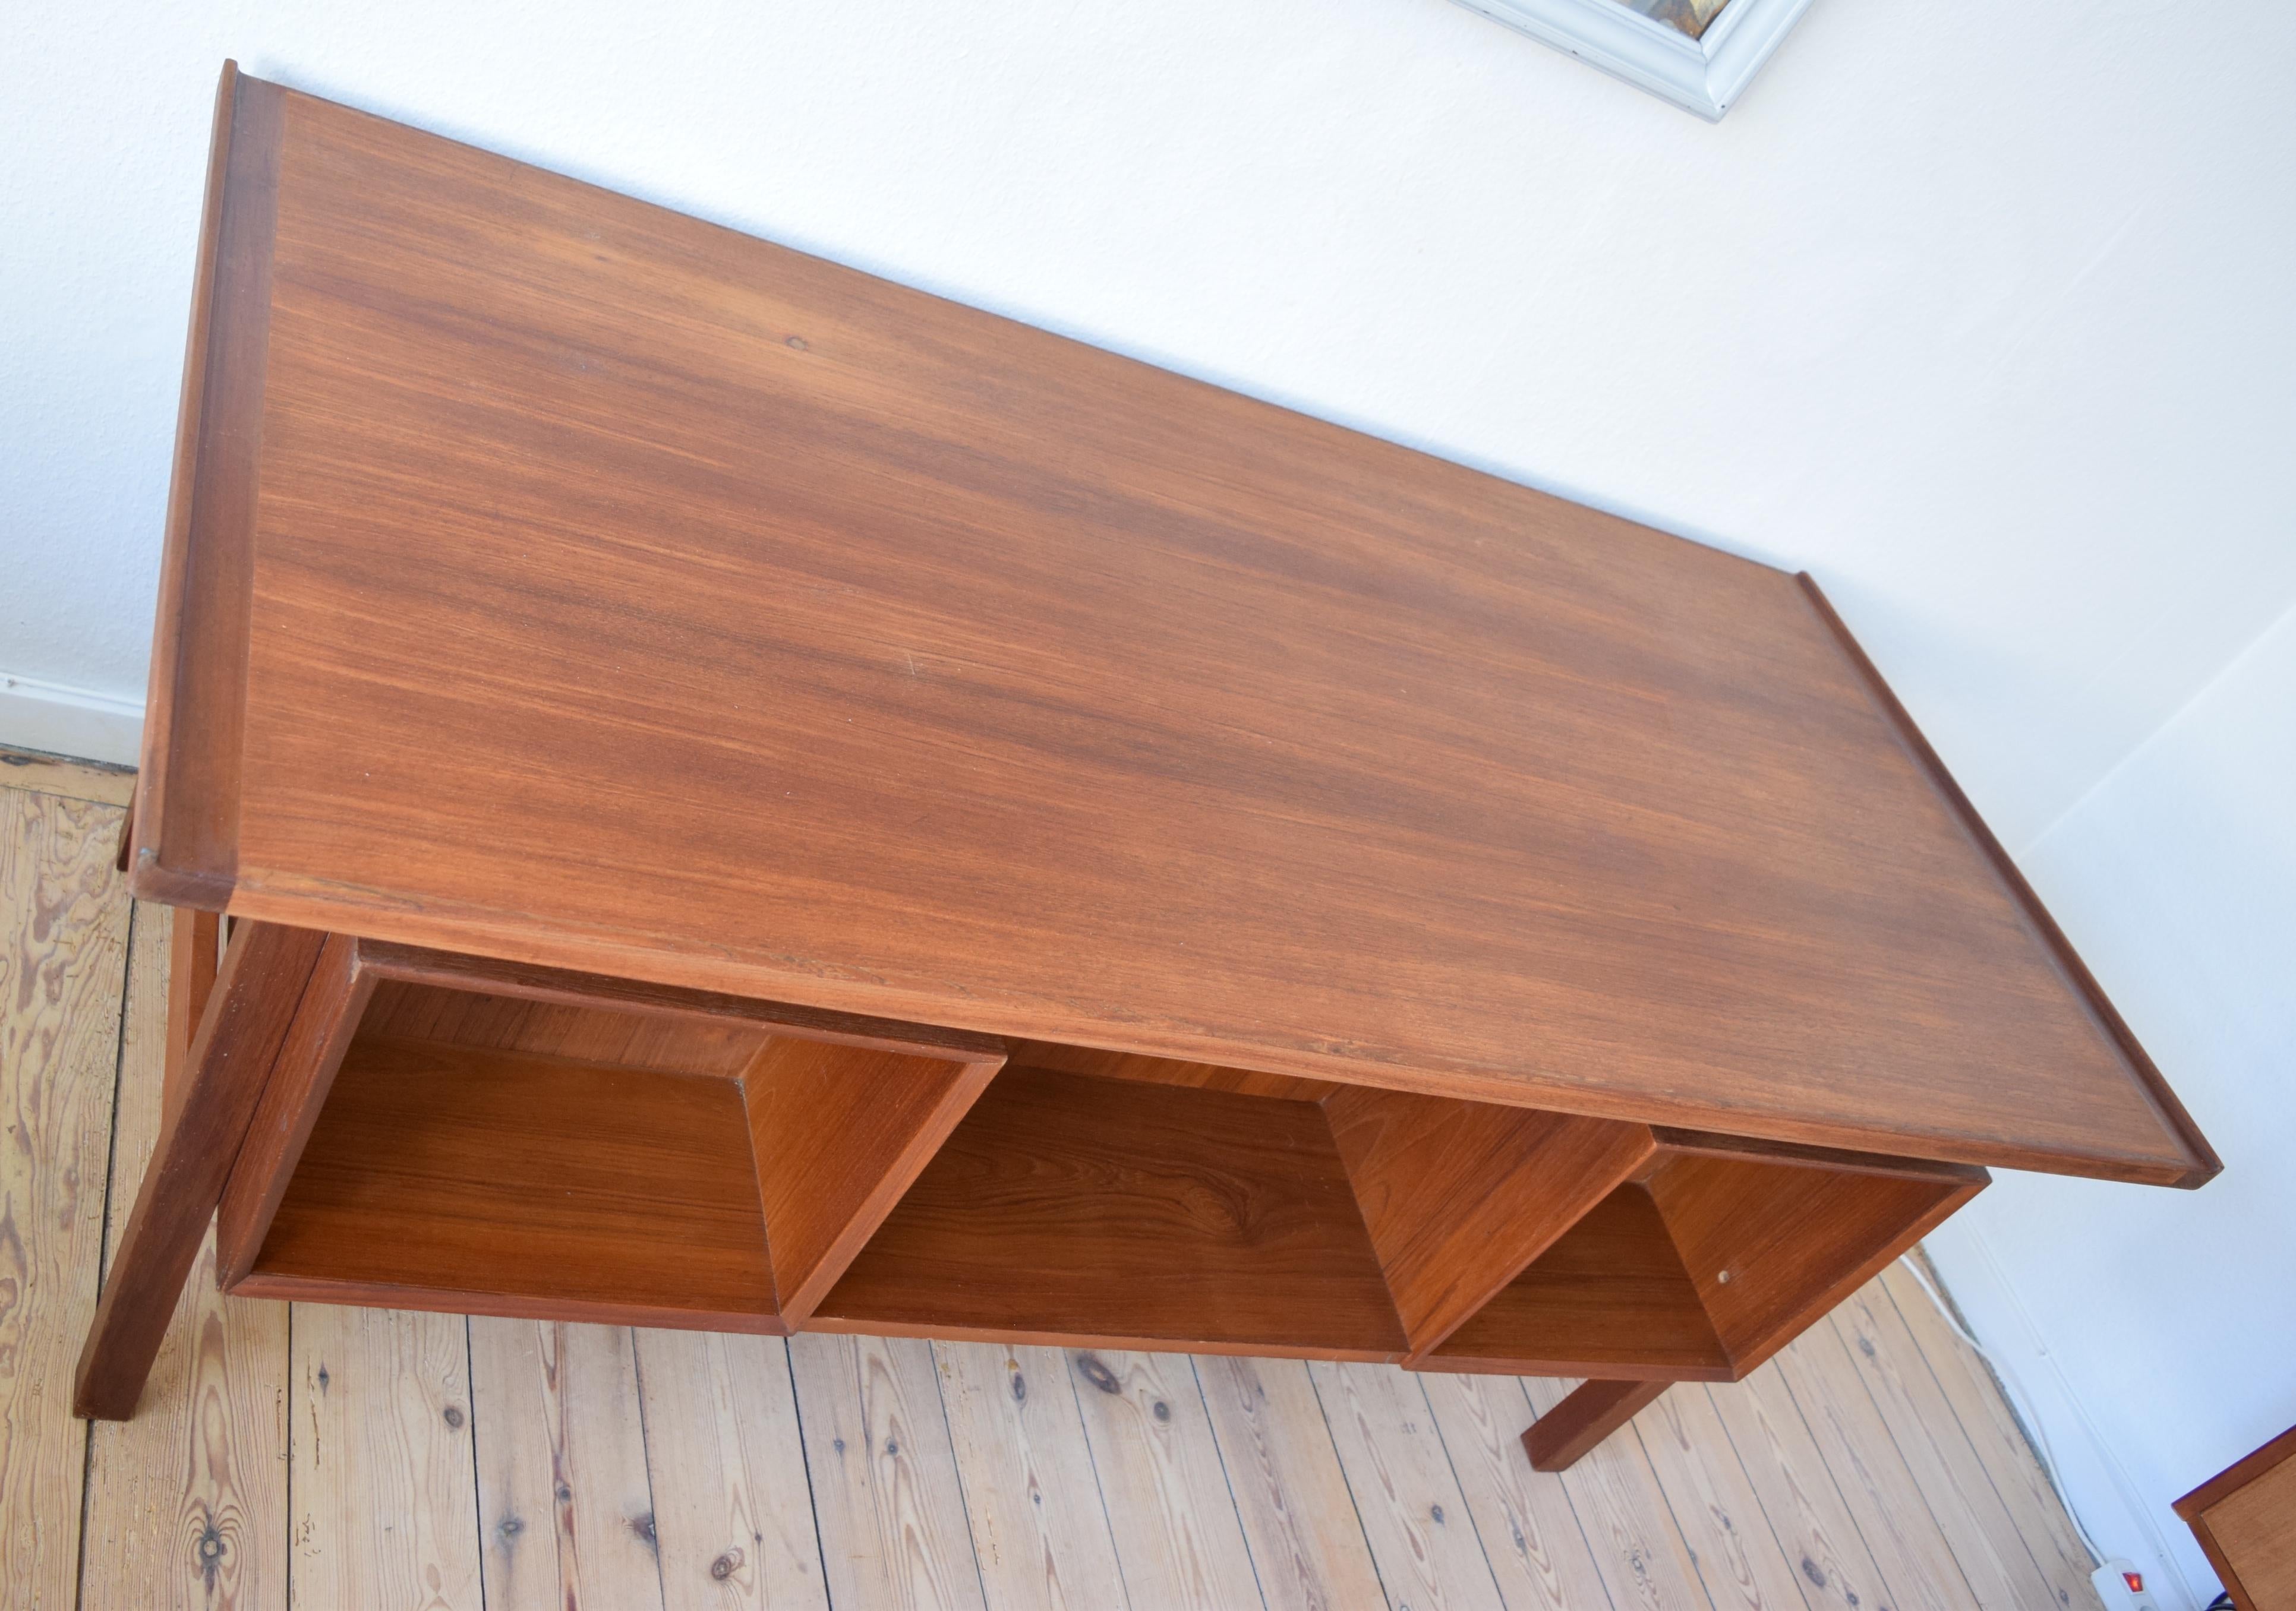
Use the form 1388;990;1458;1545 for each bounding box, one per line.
2176;1425;2296;1611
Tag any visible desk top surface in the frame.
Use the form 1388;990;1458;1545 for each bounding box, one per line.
134;68;2215;1186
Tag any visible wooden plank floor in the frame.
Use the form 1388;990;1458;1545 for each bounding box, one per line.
0;754;2101;1611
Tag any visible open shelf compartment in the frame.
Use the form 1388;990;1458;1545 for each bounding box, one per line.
810;1064;1411;1360
246;1029;782;1329
210;929;1982;1383
810;1050;1980;1379
1418;1129;1986;1379
217;939;1003;1332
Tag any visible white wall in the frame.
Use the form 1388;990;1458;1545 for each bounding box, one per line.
1928;598;2296;1608
5;1;2292;1593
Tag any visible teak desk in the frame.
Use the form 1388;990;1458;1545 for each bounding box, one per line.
80;65;2219;1471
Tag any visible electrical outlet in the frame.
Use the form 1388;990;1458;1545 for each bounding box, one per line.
2091;1559;2162;1610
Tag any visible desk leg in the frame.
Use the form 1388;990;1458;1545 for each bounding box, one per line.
1522;1378;1671;1471
73;920;327;1419
160;908;221;1132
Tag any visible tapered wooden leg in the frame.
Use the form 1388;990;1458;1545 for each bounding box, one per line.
74;920;326;1419
1522;1378;1671;1471
160;907;221;1132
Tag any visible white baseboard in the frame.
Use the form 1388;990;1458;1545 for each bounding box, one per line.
0;670;145;769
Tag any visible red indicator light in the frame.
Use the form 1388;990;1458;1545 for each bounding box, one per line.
2122;1572;2143;1594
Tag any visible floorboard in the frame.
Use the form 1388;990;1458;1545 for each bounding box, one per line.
1068;1347;1263;1611
1880;1261;2101;1601
81;906;289;1611
0;763;2105;1611
1420;1370;1614;1611
933;1341;1127;1611
0;788;130;1610
1768;1329;1979;1611
1197;1354;1390;1611
1635;1376;1811;1611
468;1318;666;1610
1703;1367;1893;1611
288;1304;484;1611
0;745;136;809
633;1328;830;1610
787;1332;985;1611
1521;1376;1710;1611
1830;1293;2069;1609
1308;1358;1505;1611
